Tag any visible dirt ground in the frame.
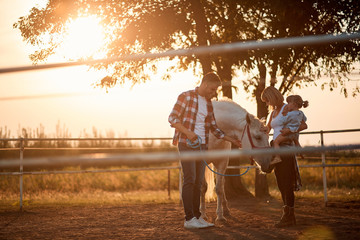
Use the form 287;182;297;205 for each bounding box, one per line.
1;197;359;240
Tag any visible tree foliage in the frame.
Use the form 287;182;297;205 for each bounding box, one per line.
14;0;360;198
14;0;360;101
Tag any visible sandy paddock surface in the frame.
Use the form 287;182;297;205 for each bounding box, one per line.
1;197;360;240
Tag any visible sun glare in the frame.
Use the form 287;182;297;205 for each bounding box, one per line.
59;16;106;60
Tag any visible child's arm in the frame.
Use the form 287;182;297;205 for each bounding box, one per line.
298;111;308;132
282;105;289;116
281;120;307;135
280;111;307;135
298;121;307;131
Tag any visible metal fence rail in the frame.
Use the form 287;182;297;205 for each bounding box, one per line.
1;32;359;74
1;144;360;168
0;128;360;210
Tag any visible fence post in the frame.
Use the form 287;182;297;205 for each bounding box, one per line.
320;131;328;206
168;169;171;200
19;138;24;211
179;166;182;205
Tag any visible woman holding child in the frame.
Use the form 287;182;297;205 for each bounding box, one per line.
261;86;308;227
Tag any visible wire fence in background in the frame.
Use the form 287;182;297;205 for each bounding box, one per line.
1;128;360;210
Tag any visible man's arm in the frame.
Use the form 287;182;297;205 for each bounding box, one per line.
171;122;197;142
223;135;242;148
168;93;186;126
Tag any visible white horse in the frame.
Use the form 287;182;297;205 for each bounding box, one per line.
200;98;272;222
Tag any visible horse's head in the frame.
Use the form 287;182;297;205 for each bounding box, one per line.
211;99;272;173
240;114;272;173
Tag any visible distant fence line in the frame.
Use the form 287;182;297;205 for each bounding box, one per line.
0;128;360;211
1;128;360;142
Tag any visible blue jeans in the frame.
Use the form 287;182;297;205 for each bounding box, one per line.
178;143;207;221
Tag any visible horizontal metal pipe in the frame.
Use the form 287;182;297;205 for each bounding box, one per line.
22;147;176;150
0;144;359;168
0;137;173;141
299;163;360;168
1;163;358;176
0;128;358;142
0;32;359;74
300;128;360;135
0;166;181;176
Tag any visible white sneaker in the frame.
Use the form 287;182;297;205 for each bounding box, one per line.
197;217;215;227
184;217;207;229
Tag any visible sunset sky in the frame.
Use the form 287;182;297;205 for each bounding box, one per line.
0;0;359;146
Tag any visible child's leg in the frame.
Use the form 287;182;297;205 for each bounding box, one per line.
293;138;301;148
272;135;289;165
274;135;288;148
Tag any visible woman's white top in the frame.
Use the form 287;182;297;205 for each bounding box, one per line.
194;95;207;143
270;104;287;140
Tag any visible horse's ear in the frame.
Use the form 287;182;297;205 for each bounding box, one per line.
260;117;266;124
246;113;251;124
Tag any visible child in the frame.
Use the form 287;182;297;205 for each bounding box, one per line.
272;95;308;164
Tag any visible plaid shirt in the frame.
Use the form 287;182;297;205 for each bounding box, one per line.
168;87;225;148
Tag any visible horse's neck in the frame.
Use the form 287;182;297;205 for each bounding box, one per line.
214;100;251;134
221;119;247;131
216;113;247;134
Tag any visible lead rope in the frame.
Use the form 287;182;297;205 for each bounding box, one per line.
186;135;250;177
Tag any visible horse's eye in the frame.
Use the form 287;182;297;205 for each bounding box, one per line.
254;135;262;141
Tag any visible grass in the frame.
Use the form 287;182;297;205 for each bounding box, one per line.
1;160;359;208
0;166;181;194
1;187;359;210
0;190;180;209
1;125;359;207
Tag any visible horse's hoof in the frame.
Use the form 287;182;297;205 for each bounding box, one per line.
224;211;231;217
215;216;227;223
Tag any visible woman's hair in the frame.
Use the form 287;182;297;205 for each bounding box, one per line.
261;86;284;109
286;95;309;108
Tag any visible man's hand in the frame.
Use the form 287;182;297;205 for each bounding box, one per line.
260;125;269;133
171;122;199;142
186;131;198;143
224;136;242;148
233;139;242;148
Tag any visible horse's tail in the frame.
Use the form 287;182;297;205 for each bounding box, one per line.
205;163;216;202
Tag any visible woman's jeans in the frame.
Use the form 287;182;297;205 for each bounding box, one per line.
273;142;296;207
178;143;207;221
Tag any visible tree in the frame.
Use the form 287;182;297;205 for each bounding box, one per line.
14;0;360;199
228;0;360;197
194;0;360;197
14;0;259;199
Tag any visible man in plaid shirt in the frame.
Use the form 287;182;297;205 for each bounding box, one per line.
168;72;241;229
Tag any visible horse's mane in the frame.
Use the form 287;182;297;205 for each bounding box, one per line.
213;97;265;128
215;97;248;113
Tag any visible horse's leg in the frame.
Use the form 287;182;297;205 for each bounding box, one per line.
222;180;231;217
212;160;227;222
215;174;226;222
215;158;232;222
